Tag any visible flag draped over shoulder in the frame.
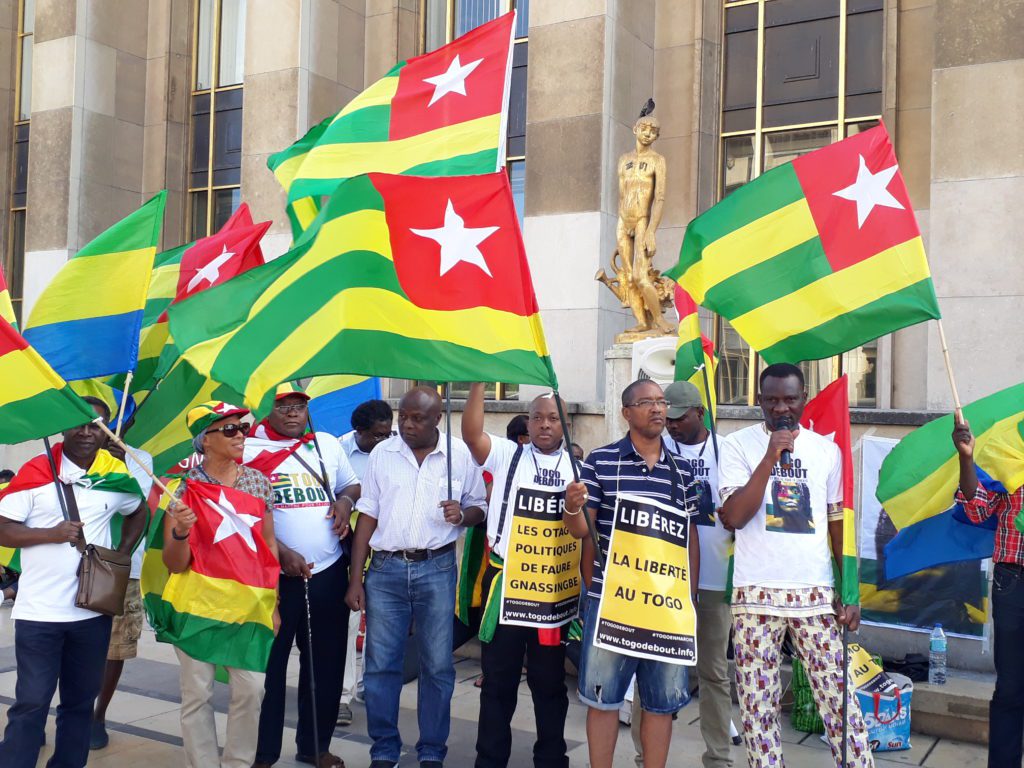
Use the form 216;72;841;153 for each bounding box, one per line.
0;445;145;571
801;376;858;605
306;375;382;437
268;13;514;206
23;191;166;380
875;382;1024;578
168;172;556;411
0;266;16;330
666;125;939;363
143;479;279;672
673;284;716;415
0;316;98;444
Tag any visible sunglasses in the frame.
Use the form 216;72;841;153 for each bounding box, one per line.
207;422;251;438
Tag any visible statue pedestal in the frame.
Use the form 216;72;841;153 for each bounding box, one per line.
603;343;634;443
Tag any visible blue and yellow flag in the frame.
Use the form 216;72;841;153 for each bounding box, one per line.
307;375;382;437
24;191;166;381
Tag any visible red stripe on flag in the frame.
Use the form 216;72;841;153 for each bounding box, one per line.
792;124;921;273
0;317;31;357
673;284;698;320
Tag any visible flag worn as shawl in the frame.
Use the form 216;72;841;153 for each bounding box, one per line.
307;375;383;437
800;376;858;605
0;444;145;571
666;125;939;363
269;13;515;205
168;172;556;411
0;315;98;444
142;479;279;672
23;191;166;380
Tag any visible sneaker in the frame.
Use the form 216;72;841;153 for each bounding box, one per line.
89;720;109;750
337;702;353;726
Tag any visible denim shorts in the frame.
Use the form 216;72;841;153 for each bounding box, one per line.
576;595;691;715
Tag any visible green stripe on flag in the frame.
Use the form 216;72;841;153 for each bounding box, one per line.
326;105;392;143
75;192;167;257
758;279;940;364
0;385;96;444
403;148;502;176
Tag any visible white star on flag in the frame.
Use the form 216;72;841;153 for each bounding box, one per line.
207;490;260;552
423;54;483;107
212;402;235;414
410;199;499;277
833;154;905;228
186;245;235;292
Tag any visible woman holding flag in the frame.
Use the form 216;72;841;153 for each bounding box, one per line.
161;401;281;768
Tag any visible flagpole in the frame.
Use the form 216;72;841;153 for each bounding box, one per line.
445;383;453;501
114;372;133;438
42;436;75;548
695;363;719;462
553;391;606;571
94;419;176;503
842;625;850;768
935;319;964;423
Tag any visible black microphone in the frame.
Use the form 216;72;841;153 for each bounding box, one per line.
776;416;794;468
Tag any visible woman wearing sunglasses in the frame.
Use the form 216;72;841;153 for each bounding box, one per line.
162;400;280;768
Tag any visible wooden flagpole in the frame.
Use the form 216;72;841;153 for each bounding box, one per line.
936;319;964;423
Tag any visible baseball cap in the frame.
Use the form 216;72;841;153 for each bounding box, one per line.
663;381;703;419
186;401;251;436
274;382;310;401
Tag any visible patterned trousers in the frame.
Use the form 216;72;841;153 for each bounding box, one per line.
732;611;874;768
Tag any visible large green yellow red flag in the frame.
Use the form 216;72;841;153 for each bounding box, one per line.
168;172;556;411
673;284;716;415
0;314;97;444
268;13;514;205
142;479;279;671
800;376;858;606
666;124;939;363
0;265;16;330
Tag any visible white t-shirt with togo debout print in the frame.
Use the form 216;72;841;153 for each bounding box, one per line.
718;424;842;590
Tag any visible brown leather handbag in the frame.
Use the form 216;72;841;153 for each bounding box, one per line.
62;483;131;617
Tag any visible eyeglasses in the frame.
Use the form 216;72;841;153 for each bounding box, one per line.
207;422;251;438
273;403;308;415
626;398;669;410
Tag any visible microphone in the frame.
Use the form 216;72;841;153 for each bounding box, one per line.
776;416;794;468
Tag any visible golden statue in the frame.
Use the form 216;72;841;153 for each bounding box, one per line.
596;101;676;342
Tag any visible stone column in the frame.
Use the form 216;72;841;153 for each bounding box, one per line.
22;0;150;314
924;0;1024;408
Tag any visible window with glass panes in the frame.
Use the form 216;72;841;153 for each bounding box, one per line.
718;0;882;407
188;0;246;240
422;0;529;399
6;0;33;325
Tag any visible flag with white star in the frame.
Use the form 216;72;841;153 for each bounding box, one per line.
666;123;940;363
167;171;557;411
269;12;515;209
144;478;279;672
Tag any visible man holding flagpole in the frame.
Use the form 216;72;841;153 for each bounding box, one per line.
719;364;871;768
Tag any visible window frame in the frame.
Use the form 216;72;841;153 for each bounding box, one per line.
6;0;33;324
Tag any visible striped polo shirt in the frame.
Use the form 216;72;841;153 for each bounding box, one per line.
580;434;697;599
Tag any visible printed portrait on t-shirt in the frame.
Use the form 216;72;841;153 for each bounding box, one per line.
767;478;813;533
692;478;715;527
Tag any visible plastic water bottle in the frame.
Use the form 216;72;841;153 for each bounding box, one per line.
929;623;947;685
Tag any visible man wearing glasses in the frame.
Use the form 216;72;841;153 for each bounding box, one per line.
247;384;361;768
566;379;699;768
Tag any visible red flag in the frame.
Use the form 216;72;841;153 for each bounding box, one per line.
171;220;271;310
800;375;853;512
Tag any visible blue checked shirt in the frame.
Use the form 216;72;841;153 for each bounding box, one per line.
580;435;698;599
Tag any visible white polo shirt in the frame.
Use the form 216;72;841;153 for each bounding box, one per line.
357;432;488;552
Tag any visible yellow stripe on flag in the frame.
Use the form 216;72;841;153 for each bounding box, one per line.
885;413;1024;529
147;263;180;301
161;568;276;629
0;347;71;404
295;114;502;181
138;374;222;460
228;290;549;407
731;237;929;351
27;248;156;326
681;199;818;303
335;74;400;120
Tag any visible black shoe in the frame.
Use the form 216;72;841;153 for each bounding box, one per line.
369;762;398;768
89;720;109;750
420;762;443;768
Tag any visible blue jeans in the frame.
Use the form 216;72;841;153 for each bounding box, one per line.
0;615;112;768
577;595;690;715
364;549;457;764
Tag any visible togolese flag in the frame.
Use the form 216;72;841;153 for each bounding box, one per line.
0;265;16;330
666;124;940;363
0;315;98;444
801;376;858;606
269;13;514;205
143;479;279;672
168;172;556;411
24;192;166;381
673;284;717;416
307;375;383;438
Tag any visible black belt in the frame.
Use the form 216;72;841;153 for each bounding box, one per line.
383;541;455;562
